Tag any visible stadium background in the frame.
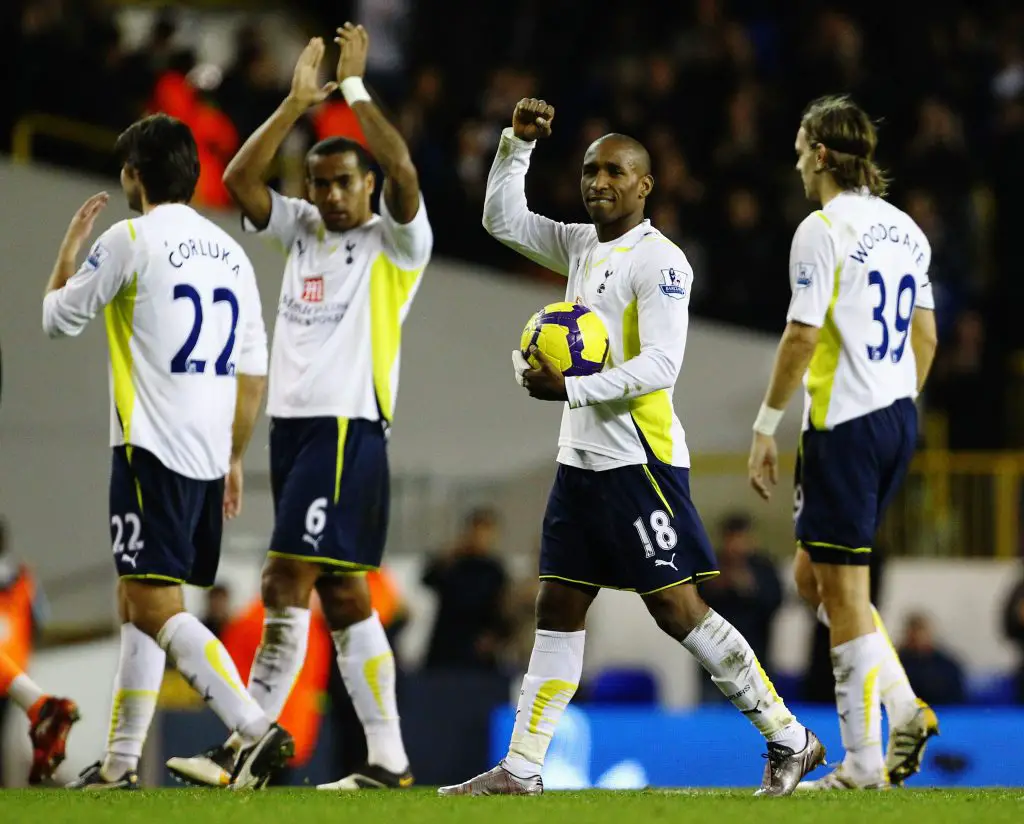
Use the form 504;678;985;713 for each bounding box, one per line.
2;0;1024;789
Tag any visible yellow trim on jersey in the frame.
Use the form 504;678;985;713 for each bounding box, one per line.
814;211;832;228
369;253;423;422
622;298;674;462
127;219;137;241
334;417;349;504
104;272;139;441
806;264;843;429
642;466;675;518
266;551;377;571
801;540;872;554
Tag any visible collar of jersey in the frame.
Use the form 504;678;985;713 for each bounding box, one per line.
594;218;652;247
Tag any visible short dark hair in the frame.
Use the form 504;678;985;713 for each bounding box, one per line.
720;512;752;535
466;506;499;529
801;95;889;197
306;136;374;176
115;114;200;205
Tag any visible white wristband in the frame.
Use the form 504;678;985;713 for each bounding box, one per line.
753;404;784;436
340;76;371;106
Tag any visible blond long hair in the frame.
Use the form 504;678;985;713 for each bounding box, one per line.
801;95;889;197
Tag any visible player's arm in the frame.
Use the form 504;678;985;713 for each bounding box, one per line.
748;215;836;500
335;24;420;224
911;309;938;393
910;261;938;394
563;248;692;408
223;38;338;229
42;195;133;338
223;268;270;520
483;99;590;276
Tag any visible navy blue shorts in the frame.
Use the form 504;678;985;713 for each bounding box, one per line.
540;462;719;595
108;446;223;586
796;398;917;566
269;417;389;571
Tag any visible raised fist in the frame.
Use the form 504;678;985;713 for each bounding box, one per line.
512;98;555;141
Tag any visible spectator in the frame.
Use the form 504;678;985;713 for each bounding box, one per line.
0;518;48;787
200;584;232;639
698;513;782;703
422;507;510;672
1002;573;1024;704
897;612;966;706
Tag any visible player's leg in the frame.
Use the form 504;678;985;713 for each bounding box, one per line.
237;419;321;727
167;419;317;787
439;580;594;796
631;463;822;796
315;571;412;789
793;420;892;790
0;648;80;784
74;447;289;790
795;545;924;745
871;399;939;783
274;417;409;790
94;580;166;786
439;466;598;796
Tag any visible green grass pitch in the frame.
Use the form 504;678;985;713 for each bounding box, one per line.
2;788;1023;824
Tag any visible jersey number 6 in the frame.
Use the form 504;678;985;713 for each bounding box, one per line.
866;271;917;364
171;284;239;376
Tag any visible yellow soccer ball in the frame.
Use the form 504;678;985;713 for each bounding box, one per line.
520;302;609;376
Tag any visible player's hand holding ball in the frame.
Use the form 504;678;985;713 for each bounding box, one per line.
514;302;609;401
512;98;555;141
288;38;338;110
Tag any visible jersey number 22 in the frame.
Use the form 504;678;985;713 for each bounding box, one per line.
867;270;916;364
171;285;239;376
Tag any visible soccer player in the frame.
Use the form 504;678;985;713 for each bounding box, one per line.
41;114;289;790
0;650;79;784
747;95;940;790
166;27;431;791
438;98;824;797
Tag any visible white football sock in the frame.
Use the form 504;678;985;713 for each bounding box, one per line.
818;604;919;728
247;607;310;720
683;610;806;751
504;629;585;779
8;673;44;713
332;611;409;773
102;623;166;779
831;631;886;780
157;612;269;743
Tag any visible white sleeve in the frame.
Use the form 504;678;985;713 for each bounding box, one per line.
236;262;268;377
785;213;838;328
42;221;135;338
916;237;935;311
380;192;433;270
483;127;594;276
241;188;318;251
565;243;691;408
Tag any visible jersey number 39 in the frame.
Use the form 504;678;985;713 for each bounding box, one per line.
866;270;916;364
171;284;239;376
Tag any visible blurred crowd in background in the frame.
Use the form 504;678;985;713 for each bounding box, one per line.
6;0;1024;451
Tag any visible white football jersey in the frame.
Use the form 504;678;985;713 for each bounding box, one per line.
787;189;935;430
42;204;269;480
244;189;432;423
485;127;692;470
